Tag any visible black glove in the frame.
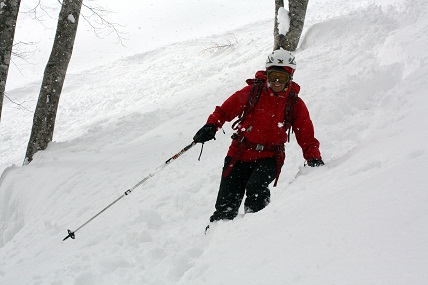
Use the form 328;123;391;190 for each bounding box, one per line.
193;124;217;143
307;158;325;167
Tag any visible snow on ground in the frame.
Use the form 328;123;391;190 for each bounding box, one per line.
1;0;428;284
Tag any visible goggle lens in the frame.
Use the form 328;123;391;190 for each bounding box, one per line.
267;71;290;84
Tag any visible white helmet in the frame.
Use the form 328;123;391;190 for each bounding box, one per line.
265;49;297;71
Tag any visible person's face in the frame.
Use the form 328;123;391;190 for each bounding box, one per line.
267;70;290;93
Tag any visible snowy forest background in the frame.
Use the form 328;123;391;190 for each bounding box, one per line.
1;0;428;284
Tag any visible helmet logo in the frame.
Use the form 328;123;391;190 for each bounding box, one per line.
267;56;274;64
277;59;284;64
289;56;296;65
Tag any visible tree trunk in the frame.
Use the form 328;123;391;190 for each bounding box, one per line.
274;0;309;51
24;0;83;164
274;0;286;50
0;0;21;123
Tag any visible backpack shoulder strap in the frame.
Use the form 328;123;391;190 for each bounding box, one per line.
284;90;298;126
284;87;299;142
231;79;264;130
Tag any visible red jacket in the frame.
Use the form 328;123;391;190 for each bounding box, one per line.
206;71;322;162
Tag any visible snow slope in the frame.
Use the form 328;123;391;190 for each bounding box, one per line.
1;0;428;284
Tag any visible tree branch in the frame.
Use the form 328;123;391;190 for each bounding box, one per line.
3;92;34;113
80;2;127;46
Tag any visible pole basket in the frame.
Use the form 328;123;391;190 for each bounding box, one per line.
63;229;75;241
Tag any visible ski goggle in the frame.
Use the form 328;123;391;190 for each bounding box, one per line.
267;70;290;84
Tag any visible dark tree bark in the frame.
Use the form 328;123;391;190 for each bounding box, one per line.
274;0;309;51
24;0;83;164
0;0;21;123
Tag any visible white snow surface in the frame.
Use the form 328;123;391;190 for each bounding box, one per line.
277;7;290;35
1;0;428;284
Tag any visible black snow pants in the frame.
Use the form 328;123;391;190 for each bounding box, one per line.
209;156;278;222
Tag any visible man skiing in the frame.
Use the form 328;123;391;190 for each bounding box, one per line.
193;49;324;227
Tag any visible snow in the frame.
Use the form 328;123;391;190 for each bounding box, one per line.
277;7;290;35
67;14;75;24
1;0;428;284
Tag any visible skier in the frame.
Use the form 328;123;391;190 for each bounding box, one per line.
193;49;324;227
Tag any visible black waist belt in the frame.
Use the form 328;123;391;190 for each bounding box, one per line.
243;141;283;152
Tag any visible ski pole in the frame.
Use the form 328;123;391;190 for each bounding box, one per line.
63;141;197;241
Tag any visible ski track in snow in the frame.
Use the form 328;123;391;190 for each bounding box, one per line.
1;0;428;284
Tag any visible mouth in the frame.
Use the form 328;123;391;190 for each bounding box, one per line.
270;81;285;88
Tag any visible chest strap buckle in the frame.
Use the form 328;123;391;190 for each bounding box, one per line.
255;144;264;151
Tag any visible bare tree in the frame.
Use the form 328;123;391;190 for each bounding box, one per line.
0;0;22;123
274;0;309;51
24;0;83;164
